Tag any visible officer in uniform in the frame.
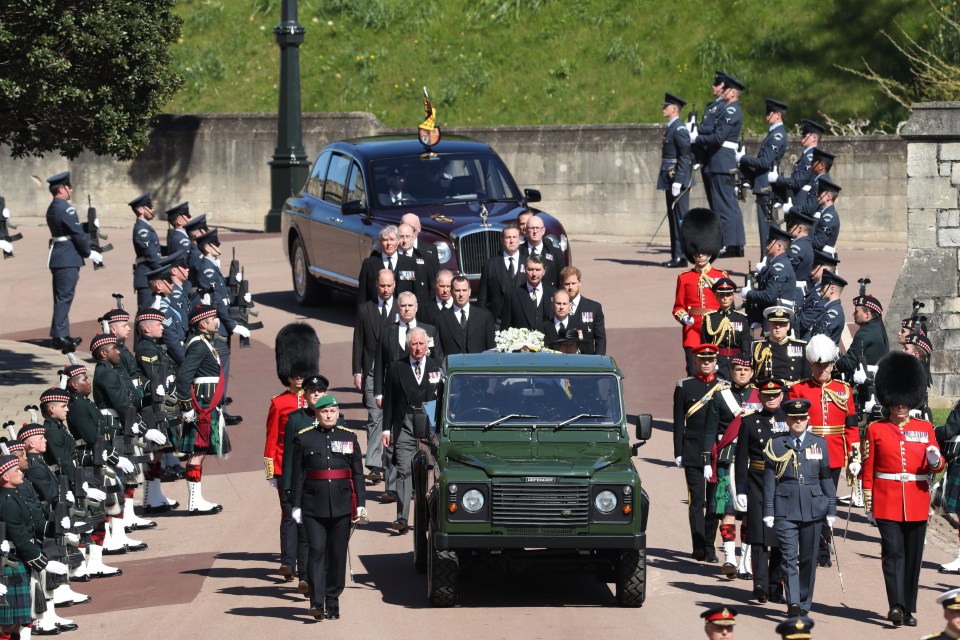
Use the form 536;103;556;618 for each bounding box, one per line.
691;75;746;257
700;278;750;381
735;378;788;603
752;304;810;386
773;119;824;203
101;307;141;393
165;202;192;261
290;395;367;620
924;587;960;640
45;171;102;353
700;605;737;639
781;148;833;219
694;71;730;205
182;214;210;287
658;92;693;268
738;98;788;257
811;178;842;253
763;397;835;617
130;193;163;310
786;211;815;290
797;271;846;344
673;344;727;563
834;290;889;406
864;352;944;628
776;616;815;640
743;225;799;324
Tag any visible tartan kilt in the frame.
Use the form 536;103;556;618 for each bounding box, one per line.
0;563;32;626
943;462;960;514
178;381;221;455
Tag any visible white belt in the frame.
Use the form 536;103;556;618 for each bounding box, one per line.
722;141;739;150
100;409;119;418
51;236;70;243
193;377;220;384
876;472;922;482
867;365;878;373
822;245;835;253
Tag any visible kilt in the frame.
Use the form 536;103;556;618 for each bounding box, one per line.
943;461;960;514
710;466;736;516
0;563;32;626
178;382;229;456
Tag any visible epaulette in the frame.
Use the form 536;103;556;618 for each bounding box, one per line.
297;425;316;435
677;377;693;387
789;337;808;345
714;379;731;391
336;425;352;432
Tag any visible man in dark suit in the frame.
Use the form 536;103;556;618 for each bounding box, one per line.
518;214;564;289
479;223;524;326
437;275;496;355
397;222;437;308
382;328;442;533
401;212;441;271
559;265;606;355
357;225;416;304
417;269;454;326
540;290;590;353
352;268;395;485
501;254;556;331
373;292;442;398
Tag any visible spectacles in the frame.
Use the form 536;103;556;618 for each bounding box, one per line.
527;226;545;233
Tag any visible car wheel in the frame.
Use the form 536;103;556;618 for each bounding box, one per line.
427;526;459;607
290;236;327;306
615;548;646;607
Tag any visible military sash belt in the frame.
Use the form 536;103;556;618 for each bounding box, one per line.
875;472;923;482
685;380;728;420
749;459;765;471
717;347;740;356
810;424;845;436
722;141;739;150
306;470;351;480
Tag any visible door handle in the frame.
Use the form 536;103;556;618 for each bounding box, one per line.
328;217;343;224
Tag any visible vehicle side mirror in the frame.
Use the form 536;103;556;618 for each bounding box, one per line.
412;410;431;439
634;414;652;441
524;188;541;203
342;200;367;216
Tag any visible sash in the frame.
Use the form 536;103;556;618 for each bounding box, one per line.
685;379;728;420
710;388;760;481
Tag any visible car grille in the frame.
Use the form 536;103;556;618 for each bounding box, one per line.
457;229;502;278
492;483;590;527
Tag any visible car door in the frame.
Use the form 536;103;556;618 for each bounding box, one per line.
297;150;331;274
318;153;360;286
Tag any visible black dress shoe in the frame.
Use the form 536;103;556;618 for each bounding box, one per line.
297;580;310;596
379;491;398;504
366;470;383;483
128;520;158;531
224;413;243;426
753;585;767;603
124;542;148;552
787;603;802;616
888;606;904;626
143;503;171;514
768;589;785;604
662;258;687;268
102;546;128;556
55;622;79;632
188;504;223;516
904;614;917;627
325;610;340;620
52;337;77;354
160;467;183;482
307;606;324;619
817;555;832;568
33;626;61;636
704;552;719;564
737;571;753;581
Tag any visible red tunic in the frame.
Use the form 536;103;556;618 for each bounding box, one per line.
673;266;727;349
789;378;858;470
862;418;944;521
263;389;306;478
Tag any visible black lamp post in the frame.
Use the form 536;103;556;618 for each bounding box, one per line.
265;0;309;232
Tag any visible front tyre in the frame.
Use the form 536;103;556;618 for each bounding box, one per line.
427;528;459;607
616;549;646;607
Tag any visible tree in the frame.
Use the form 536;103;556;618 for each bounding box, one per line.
0;1;184;160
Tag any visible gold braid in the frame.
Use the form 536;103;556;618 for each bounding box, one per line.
763;439;798;480
821;385;848;412
703;314;733;341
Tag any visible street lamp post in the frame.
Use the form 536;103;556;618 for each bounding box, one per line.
265;0;309;232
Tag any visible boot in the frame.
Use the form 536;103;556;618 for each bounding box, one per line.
70;548;90;583
187;481;222;516
84;544;122;578
36;598;77;633
111;515;147;552
20;624;32;639
142;479;172;514
721;540;737;577
123;496;157;531
52;584;90;607
101;519;127;556
737;544;753;580
940;547;960;574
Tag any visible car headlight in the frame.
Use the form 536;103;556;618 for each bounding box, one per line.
461;489;484;513
434;241;452;264
594;490;617;513
559;234;568;252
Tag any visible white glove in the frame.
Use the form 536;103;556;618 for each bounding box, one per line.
65;491;75;504
101;450;109;463
767;170;779;182
826;515;836;529
703;464;713;482
848;461;861;477
233;325;251;339
268;477;277;488
763;516;775;528
116;456;135;474
236;270;243;283
64;532;80;546
243;292;252;304
84;485;106;502
756;257;767;272
675;456;683;468
144;429;167;445
909;408;923;419
292;508;302;524
166;374;176;387
89;250;103;264
864;398;876;414
853;365;868;385
131;421;141;435
693;162;702;171
689;128;699;143
735;148;746;162
355;506;369;523
0;240;12;254
736;494;748;510
60;516;71;530
45;560;68;576
1;208;9;219
685;121;696;133
93;218;100;229
682;315;694;327
0;583;7;597
155;384;165;397
0;540;10;554
781;200;793;214
740;286;751;298
182;408;196;423
926;445;942;466
671;183;682;197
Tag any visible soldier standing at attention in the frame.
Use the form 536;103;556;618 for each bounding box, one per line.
737;99;788;258
694;71;730;207
834;289;889;400
165;202;192;260
46;171;102;353
742;227;799;324
763;398;836;617
673;208;728;375
130;193;163;310
658;92;693;269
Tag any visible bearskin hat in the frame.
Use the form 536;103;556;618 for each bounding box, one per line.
681;208;722;262
275;322;320;386
874;351;927;409
805;334;839;364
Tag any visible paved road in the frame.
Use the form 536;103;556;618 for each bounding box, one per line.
2;222;955;639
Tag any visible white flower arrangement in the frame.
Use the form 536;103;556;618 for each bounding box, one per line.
495;328;546;353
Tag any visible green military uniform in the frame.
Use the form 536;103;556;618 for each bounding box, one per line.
67;390;120;468
41;417;77;491
25;452;59;505
175;332;225;455
118;341;142;390
93;359;137;418
834;317;888;374
0;486;51;573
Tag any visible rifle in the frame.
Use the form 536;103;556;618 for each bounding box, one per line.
227;248;264;348
83;196;113;270
0;196;23;258
73;467;105;535
48;477;72;589
94;437;122;517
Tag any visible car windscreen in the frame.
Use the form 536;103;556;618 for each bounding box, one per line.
371;153;520;208
446;373;622;425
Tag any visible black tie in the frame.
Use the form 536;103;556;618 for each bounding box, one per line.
794;437;801;449
386;256;394;271
559;321;566;333
459;309;467;330
381;302;388;321
508;256;515;278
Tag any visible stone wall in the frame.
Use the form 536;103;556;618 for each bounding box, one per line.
890;102;960;405
0;113;906;245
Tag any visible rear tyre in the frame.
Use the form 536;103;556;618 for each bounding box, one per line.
616;549;646;607
427;529;459;607
291;236;328;306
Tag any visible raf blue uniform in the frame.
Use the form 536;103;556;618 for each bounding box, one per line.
46;172;92;341
787;235;813;286
740;116;788;255
159;295;187;365
658;94;694;265
790;171;832;219
813;203;840;252
133;218;163;309
745;251;798;324
695;91;745;250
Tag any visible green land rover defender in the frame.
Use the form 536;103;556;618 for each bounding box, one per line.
410;352;652;607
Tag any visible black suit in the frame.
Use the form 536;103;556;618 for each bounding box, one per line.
539;314;593;354
478;252;524;323
570;296;606;355
502;282;556;331
373;321;441;397
352;299;394;378
436;305;496;355
357;250;416;304
519;241;564;289
417;298;453;327
399;246;438;308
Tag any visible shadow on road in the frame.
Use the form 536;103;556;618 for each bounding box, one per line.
254;290;356;329
0;347;60;386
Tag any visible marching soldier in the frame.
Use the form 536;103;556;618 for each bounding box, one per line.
763;398;835;617
924;587;960;639
735;378;788;604
673;208;728;375
742;226;799;324
658;92;693;268
130;193;163;310
811;178;842;253
290;395;367;620
700;605;737;639
738;98;788;257
45;171;102;353
673;344;727;563
752;304;810;386
788;335;859;566
864;352;944;628
700;278;750;381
